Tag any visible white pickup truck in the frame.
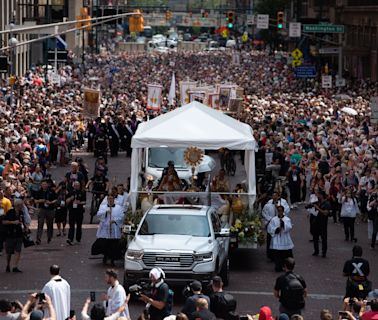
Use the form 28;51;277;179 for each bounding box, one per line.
124;205;230;288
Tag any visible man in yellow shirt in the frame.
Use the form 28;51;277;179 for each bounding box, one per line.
0;189;12;255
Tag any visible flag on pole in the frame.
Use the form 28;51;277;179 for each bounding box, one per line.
168;73;176;106
147;84;163;111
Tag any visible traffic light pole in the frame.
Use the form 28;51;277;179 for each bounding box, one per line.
338;33;343;79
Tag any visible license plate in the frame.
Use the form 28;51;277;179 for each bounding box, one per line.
156;257;180;262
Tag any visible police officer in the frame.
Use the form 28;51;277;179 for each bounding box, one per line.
343;245;371;299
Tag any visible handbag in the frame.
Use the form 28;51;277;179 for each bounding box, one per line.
23;232;35;248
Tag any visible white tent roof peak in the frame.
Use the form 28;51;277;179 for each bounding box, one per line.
131;101;256;150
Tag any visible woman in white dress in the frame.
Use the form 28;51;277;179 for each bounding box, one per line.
91;194;125;266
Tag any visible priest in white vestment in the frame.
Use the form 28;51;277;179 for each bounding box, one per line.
41;265;70;320
267;205;294;272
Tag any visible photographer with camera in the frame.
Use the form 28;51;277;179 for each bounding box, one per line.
360;299;378;320
0;299;23;320
310;190;331;258
181;281;210;318
139;268;172;320
21;293;56;320
343;246;371;300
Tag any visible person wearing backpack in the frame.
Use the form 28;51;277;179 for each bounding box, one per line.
181;281;210;318
209;276;237;320
139;268;173;320
274;258;307;317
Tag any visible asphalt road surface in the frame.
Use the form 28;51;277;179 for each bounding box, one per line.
1;151;377;319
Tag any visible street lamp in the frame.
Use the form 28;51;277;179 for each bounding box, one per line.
8;22;19;108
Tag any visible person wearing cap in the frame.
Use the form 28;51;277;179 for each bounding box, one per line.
181;281;210;318
139;267;171;320
41;265;70;320
20;293;56;320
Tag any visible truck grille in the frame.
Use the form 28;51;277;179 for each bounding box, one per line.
143;253;194;269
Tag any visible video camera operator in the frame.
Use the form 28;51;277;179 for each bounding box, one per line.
209;276;237;320
139;268;172;320
181;281;210;318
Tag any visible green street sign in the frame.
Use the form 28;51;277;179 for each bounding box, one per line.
303;24;345;33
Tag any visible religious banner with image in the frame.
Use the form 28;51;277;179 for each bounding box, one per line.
147;84;163;111
179;81;197;106
83;88;101;118
208;93;220;109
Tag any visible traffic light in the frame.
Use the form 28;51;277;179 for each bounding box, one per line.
277;11;284;29
76;7;91;30
226;11;234;28
135;10;144;33
129;15;136;33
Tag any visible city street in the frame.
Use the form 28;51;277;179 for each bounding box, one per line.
0;152;377;319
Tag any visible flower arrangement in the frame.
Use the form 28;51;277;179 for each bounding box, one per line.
123;209;143;231
230;215;265;246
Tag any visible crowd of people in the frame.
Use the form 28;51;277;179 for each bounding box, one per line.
0;41;377;319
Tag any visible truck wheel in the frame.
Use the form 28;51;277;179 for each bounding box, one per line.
219;258;230;286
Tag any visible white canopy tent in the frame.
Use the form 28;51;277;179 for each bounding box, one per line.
130;101;257;211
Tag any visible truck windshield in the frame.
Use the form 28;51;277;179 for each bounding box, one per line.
148;148;187;168
139;214;210;237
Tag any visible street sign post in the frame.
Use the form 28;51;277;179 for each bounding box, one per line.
322;75;332;88
256;14;269;29
294;66;317;78
319;47;340;54
303;24;345;33
289;22;301;37
335;77;346;87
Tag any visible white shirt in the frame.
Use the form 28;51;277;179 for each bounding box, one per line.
340;197;359;218
42;275;70;320
106;280;129;318
265;198;290;217
267;216;294;250
262;203;276;226
96;204;124;239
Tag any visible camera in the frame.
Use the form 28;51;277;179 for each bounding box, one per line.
36;293;45;303
129;283;149;297
305;204;314;209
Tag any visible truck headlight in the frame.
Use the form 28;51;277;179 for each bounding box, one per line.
126;249;144;260
193;252;213;262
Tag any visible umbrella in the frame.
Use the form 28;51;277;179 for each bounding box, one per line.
341;107;358;116
198;156;216;173
334;94;352;101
